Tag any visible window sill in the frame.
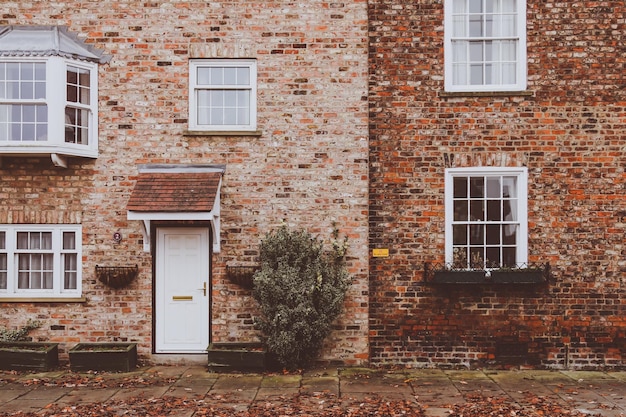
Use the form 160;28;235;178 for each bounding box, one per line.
0;297;87;303
439;90;534;98
183;130;263;137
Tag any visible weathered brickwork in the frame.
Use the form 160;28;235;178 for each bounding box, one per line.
0;1;369;365
369;1;626;368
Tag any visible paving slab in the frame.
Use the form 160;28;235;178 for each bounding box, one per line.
54;387;119;405
301;375;339;395
109;385;171;401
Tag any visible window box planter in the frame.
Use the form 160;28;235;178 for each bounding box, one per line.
491;269;545;284
431;270;486;284
207;342;266;372
69;343;137;372
0;342;59;371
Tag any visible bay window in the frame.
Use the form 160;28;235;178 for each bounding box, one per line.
0;26;110;164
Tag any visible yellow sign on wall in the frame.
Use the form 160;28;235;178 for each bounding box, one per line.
372;248;389;257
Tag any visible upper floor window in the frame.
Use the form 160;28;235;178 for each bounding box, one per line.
0;225;82;299
189;59;257;132
0;26;110;163
445;167;528;269
444;0;526;92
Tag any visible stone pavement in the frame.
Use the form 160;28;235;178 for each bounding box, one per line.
0;366;625;416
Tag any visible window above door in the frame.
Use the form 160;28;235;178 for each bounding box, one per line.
0;26;111;166
188;59;258;133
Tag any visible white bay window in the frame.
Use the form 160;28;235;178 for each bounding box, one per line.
0;26;110;166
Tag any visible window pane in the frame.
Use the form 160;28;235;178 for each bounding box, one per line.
486;224;500;244
452;0;466;13
42;232;52;249
197;67;210;84
469;247;483;268
17;232;28;249
224;67;237;85
486;177;501;198
470;224;484;245
470;200;484;220
453;177;468;198
487;200;501;221
224;90;237;107
210;67;224;85
236;67;250;85
502;0;516;13
454;200;468;221
503;224;517;244
452;42;467;62
67;66;91;105
0;252;6;290
224;107;237;125
64;253;77;289
210;108;223;125
452;15;467;37
469;14;483;37
502;247;516;267
0;231;4;250
63;232;76;250
486;246;500;267
453;224;468;245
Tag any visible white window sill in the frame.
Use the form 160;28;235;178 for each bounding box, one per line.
183;130;263;137
440;90;534;98
0;297;87;303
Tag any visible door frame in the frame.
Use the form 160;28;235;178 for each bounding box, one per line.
151;222;213;354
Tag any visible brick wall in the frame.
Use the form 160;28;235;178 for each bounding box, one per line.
369;0;626;368
0;0;369;365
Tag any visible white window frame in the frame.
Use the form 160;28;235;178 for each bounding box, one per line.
0;57;99;158
0;225;82;299
444;167;528;269
444;0;527;92
188;59;257;132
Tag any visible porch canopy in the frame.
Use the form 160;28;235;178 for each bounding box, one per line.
126;164;225;253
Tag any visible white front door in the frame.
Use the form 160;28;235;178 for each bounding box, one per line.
155;227;210;353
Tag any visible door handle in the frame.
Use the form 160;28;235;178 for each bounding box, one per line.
197;282;207;296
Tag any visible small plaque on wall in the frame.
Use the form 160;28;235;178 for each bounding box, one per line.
372;248;389;257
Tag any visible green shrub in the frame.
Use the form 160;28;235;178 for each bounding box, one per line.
0;319;42;342
252;224;351;370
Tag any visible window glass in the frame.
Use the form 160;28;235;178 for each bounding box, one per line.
446;0;526;91
1;226;81;297
447;169;527;269
190;59;257;131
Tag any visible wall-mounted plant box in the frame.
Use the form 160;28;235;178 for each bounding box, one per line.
207;342;266;372
491;270;545;284
0;342;59;371
96;265;139;289
431;270;486;284
69;343;137;372
226;265;259;290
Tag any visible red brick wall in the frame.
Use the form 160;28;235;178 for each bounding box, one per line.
0;1;369;365
369;1;626;368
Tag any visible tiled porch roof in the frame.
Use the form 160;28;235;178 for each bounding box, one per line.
127;172;221;212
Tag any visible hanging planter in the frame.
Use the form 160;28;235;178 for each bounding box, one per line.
226;265;259;290
96;265;139;289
